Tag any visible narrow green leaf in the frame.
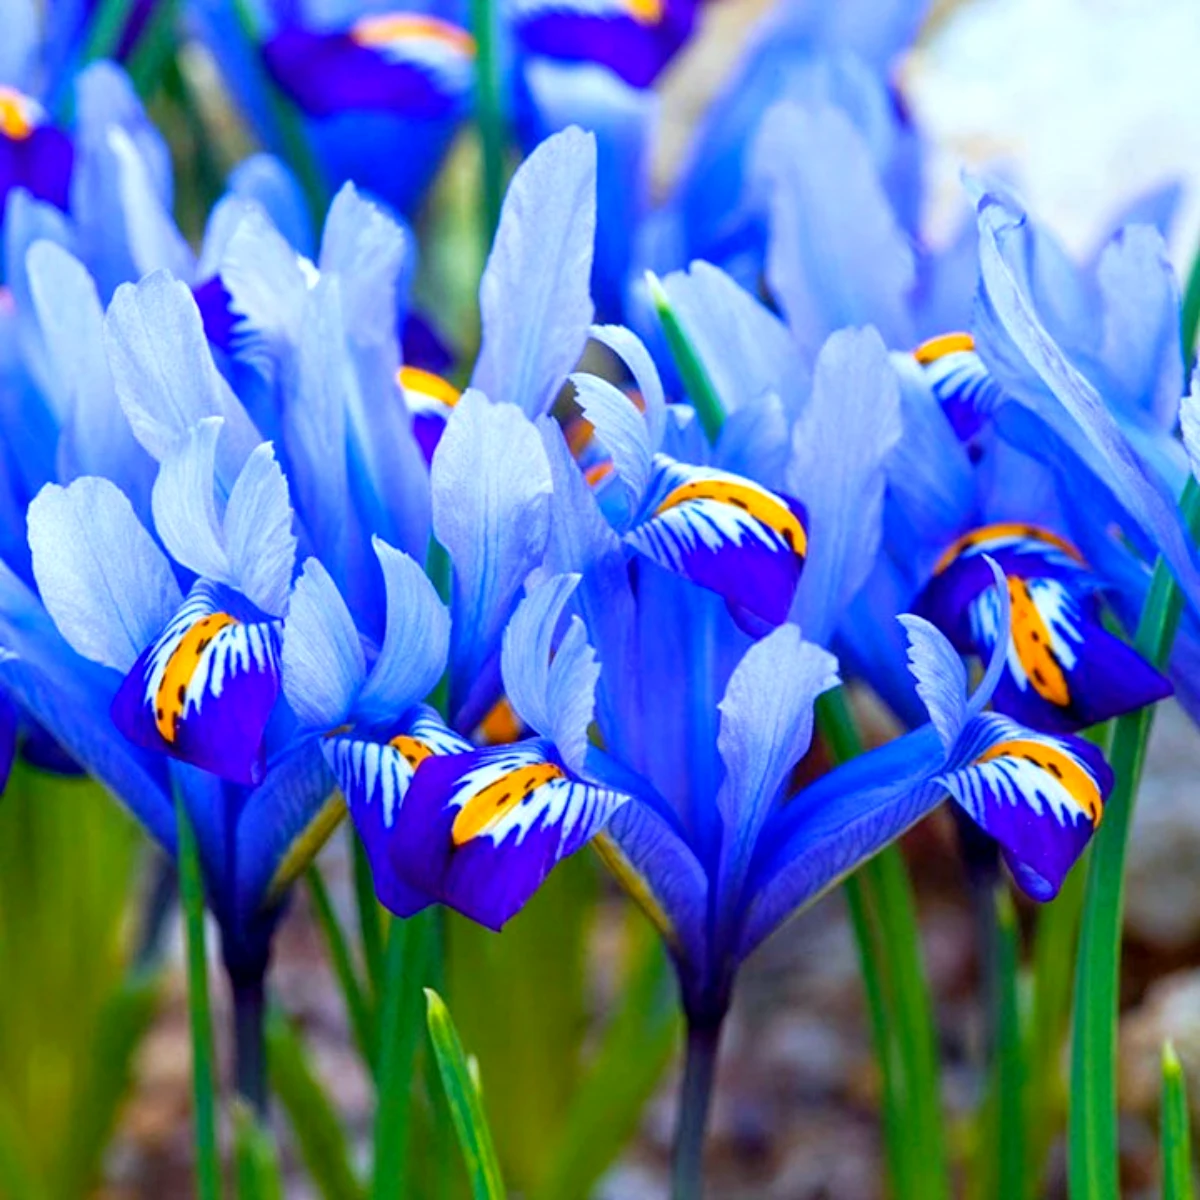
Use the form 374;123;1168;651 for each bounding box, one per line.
81;0;137;63
424;990;506;1200
817;688;950;1200
1162;1043;1194;1200
306;866;376;1067
469;0;508;244
266;1010;365;1200
352;834;386;1002
234;1101;285;1200
531;925;679;1200
372;912;435;1199
645;271;726;445
124;0;180;96
175;788;221;1200
993;886;1025;1200
1070;477;1200;1200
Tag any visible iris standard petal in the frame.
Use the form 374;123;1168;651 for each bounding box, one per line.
111;581;282;786
387;738;628;930
28;477;182;674
471;126;597;417
500;573;600;774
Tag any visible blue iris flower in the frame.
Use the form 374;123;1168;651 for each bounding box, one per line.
192;0;474;218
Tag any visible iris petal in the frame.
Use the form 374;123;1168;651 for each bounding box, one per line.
626;454;807;631
939;715;1114;900
111;581;282;785
384;738;628;930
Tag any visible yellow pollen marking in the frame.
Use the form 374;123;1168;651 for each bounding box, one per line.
913;331;975;364
478;698;522;745
154;613;238;742
351;13;476;54
1007;577;1070;707
451;762;565;846
398;365;461;408
388;734;435;769
978;738;1102;825
933;521;1086;576
585;461;614;488
0;87;36;141
624;0;664;24
656;479;808;557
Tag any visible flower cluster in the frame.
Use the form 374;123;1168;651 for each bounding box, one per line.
0;2;1197;1187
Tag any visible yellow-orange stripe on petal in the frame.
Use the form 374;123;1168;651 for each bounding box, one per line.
451;761;566;845
977;738;1103;825
351;13;476;54
656;478;808;557
388;734;436;769
933;521;1085;577
1007;577;1070;706
0;87;37;141
398;365;461;409
913;331;975;364
154;613;238;742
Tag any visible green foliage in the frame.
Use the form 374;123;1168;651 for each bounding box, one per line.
234;1101;285;1200
0;762;154;1200
1161;1043;1194;1200
424;990;506;1200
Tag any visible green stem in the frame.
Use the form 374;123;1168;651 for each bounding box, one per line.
307;865;377;1067
81;0;136;63
1069;477;1200;1199
124;0;181;97
1181;246;1200;366
646;272;726;445
817;688;949;1200
469;0;507;247
353;833;386;1002
669;1020;722;1200
372;913;434;1199
1161;1043;1194;1200
175;789;221;1200
993;886;1025;1200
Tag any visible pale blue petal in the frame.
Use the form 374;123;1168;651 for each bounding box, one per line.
964;555;1012;723
569;371;652;501
151;417;229;582
1094;224;1181;435
0;0;37;89
713;391;790;489
223;442;297;617
355;538;450;724
589;324;665;448
977;198;1200;614
661;261;809;419
228;154;315;258
471;127;597;416
715;625;839;916
896;615;967;752
501;573;599;774
281;557;366;729
538;420;637;749
104;272;261;482
788;327;901;645
218;203;310;383
432;392;552;711
25;240;154;504
1181;371;1200;483
317;182;412;348
28;478;182;672
755;101;914;358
